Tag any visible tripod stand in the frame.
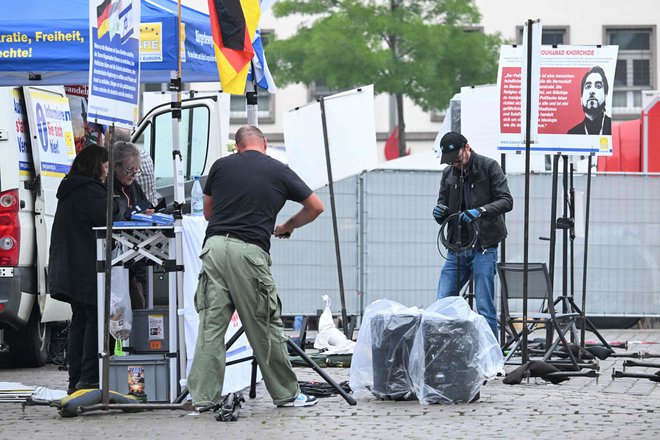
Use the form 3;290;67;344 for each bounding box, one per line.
174;326;357;407
547;154;611;356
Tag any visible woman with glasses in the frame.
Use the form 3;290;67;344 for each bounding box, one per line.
112;141;154;310
112;141;153;220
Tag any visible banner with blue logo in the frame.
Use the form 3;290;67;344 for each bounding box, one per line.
23;87;76;178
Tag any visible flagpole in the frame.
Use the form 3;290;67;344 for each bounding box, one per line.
247;61;258;125
168;0;186;402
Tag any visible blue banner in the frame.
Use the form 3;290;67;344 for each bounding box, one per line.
0;0;218;85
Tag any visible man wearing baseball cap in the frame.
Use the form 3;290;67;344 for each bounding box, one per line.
432;131;513;339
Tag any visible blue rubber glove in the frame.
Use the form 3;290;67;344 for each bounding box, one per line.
460;208;481;223
432;204;448;224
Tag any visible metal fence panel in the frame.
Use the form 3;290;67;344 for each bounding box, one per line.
270;170;660;318
270;176;360;315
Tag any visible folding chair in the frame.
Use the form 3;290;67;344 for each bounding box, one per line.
497;262;582;369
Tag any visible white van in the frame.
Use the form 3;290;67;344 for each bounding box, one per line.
0;86;229;366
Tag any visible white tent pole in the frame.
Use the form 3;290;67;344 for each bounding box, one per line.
168;0;186;402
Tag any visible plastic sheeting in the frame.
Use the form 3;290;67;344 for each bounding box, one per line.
349;297;503;405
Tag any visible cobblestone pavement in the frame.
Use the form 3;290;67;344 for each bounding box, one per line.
1;329;659;440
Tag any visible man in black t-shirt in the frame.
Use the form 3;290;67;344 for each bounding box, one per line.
187;125;324;409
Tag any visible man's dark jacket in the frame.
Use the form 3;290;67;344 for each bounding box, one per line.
48;174;119;305
436;151;513;249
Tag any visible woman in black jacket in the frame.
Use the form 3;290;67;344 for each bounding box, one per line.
48;144;117;394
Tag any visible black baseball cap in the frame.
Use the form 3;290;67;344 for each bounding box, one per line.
440;132;468;164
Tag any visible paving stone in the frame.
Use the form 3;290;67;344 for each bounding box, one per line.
1;329;659;439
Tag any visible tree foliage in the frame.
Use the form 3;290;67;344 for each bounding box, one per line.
267;0;502;155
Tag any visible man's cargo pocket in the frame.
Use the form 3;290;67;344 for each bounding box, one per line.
244;252;267;268
255;279;276;321
194;271;208;313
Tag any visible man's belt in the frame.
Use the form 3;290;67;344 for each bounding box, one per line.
216;231;243;241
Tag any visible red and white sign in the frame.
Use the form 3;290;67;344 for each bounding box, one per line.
498;45;618;156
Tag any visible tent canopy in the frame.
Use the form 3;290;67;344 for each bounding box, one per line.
0;0;219;85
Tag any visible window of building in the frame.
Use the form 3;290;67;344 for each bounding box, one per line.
229;29;275;124
229;92;275;124
309;79;337;102
607;27;655;114
516;26;569;45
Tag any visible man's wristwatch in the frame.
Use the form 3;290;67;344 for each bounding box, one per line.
479;207;487;216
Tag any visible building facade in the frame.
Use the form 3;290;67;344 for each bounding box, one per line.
184;0;658;160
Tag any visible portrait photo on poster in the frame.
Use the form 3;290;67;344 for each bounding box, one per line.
566;65;612;135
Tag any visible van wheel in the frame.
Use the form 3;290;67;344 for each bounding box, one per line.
7;301;50;367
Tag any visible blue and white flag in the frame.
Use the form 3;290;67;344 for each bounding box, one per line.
248;28;277;93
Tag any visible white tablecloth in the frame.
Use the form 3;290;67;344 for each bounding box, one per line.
181;215;261;393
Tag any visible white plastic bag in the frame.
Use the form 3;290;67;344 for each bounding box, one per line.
109;266;132;340
313;295;356;355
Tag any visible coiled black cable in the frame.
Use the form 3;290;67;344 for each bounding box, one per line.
436;212;480;258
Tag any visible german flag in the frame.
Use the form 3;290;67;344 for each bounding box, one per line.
208;0;261;95
97;0;112;39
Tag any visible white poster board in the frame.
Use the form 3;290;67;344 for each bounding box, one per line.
87;0;141;128
283;85;378;190
498;45;619;156
23;86;76;301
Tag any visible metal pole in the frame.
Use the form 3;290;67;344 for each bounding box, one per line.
562;155;569;313
499;152;507;347
580;155;593;346
569;162;575;303
358;172;366;319
247;62;258;126
548;154;560;286
101;124;116;407
521;18;534;364
318;97;349;337
169;0;185;401
246;90;258;126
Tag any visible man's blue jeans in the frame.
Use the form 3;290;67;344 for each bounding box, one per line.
436;247;499;338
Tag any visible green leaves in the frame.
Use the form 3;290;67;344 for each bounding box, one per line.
267;0;502;154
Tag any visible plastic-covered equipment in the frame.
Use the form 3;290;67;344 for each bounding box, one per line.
409;297;503;404
348;299;422;398
349;297;503;405
370;312;421;400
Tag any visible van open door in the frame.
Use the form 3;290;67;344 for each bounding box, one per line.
135;91;230;206
22;85;76;322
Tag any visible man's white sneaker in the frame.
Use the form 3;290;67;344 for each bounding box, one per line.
278;393;318;407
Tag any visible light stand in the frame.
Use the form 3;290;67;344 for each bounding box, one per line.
558;155;611;349
318;96;350;337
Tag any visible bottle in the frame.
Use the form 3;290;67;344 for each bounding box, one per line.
293;315;303;332
191;176;204;216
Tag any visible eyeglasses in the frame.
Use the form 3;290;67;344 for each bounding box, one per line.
120;165;142;177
